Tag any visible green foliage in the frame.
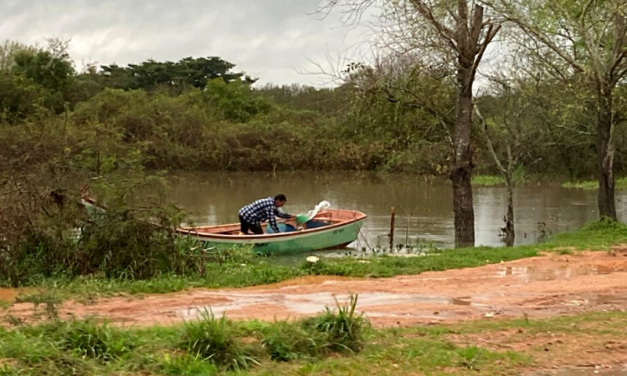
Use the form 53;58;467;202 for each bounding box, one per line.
261;321;324;361
204;78;271;122
260;298;369;362
77;204;185;279
159;353;218;376
302;295;368;354
472;175;505;186
54;319;136;361
12;305;614;375
11;49;75;114
0;39;626;176
100;56;253;91
179;311;257;370
562;177;627;190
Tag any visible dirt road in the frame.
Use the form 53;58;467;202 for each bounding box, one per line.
7;251;627;327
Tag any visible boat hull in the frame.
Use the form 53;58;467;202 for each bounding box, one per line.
185;219;365;255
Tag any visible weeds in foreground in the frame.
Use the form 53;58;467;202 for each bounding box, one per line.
179;310;258;370
57;319;135;361
2;310;626;376
261;295;369;361
302;295;368;354
261;320;323;361
159;353;218;376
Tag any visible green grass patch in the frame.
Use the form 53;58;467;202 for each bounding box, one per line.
6;309;624;375
472;175;505;186
562;176;627;190
180;311;258;370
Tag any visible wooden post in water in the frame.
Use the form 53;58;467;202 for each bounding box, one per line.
389;207;396;251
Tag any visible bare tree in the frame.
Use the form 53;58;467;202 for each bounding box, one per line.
474;73;540;245
490;0;627;221
322;0;501;246
0;40;35;71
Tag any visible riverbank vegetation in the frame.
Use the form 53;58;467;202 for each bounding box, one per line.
1;300;625;375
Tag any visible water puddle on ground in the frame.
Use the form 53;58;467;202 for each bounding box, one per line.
176;292;492;321
569;293;627;306
497;262;627;282
529;366;627;376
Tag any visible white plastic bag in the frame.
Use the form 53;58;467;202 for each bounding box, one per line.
305;200;331;221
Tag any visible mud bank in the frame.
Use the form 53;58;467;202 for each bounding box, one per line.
6;251;627;327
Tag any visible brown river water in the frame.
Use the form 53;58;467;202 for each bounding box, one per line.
167;171;627;255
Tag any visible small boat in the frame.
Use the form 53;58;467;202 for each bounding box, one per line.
81;197;367;255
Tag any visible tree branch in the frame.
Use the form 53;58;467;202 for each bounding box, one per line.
475;104;507;175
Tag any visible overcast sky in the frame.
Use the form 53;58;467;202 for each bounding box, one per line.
0;0;379;86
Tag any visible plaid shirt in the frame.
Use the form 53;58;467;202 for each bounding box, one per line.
239;197;291;233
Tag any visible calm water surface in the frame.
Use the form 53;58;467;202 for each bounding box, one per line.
167;172;627;254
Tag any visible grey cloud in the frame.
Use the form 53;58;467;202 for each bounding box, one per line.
1;0;375;85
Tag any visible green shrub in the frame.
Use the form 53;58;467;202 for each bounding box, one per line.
34;319;136;362
261;321;324;361
302;295;369;354
159;353;218;376
179;311;257;370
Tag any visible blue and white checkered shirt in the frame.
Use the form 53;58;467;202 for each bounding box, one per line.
239;197;292;233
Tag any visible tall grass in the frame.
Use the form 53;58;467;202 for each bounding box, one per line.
1;303;625;375
302;295;368;354
261;295;369;361
179;310;258;370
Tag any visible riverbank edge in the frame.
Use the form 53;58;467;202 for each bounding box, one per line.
3;220;626;307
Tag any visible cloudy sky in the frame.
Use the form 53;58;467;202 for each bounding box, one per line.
1;0;379;86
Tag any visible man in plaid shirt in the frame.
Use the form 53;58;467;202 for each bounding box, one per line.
238;194;294;234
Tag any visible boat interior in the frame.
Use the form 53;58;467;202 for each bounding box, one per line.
182;209;366;236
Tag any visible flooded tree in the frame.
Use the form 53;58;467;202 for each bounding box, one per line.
490;0;627;221
322;0;501;246
474;76;537;246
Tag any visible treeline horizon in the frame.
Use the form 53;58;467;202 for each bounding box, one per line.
1;38;623;178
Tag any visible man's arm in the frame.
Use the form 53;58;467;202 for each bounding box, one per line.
267;207;281;233
275;208;292;220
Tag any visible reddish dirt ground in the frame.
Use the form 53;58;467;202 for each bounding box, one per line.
5;251;627;327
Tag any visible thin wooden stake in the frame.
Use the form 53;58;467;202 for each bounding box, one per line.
389;207;396;251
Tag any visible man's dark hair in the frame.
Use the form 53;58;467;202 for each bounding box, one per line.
274;194;287;202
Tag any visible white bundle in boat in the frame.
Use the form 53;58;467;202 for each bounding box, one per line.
305;201;331;221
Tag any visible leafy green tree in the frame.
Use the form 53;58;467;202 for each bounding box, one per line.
11;49;75;113
204;79;272;122
100;57;255;92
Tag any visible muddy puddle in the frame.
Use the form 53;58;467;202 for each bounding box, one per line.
496;262;627;282
529;366;627;376
176;292;492;321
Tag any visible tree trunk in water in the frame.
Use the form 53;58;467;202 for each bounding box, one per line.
597;88;617;221
504;176;515;247
451;69;475;247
